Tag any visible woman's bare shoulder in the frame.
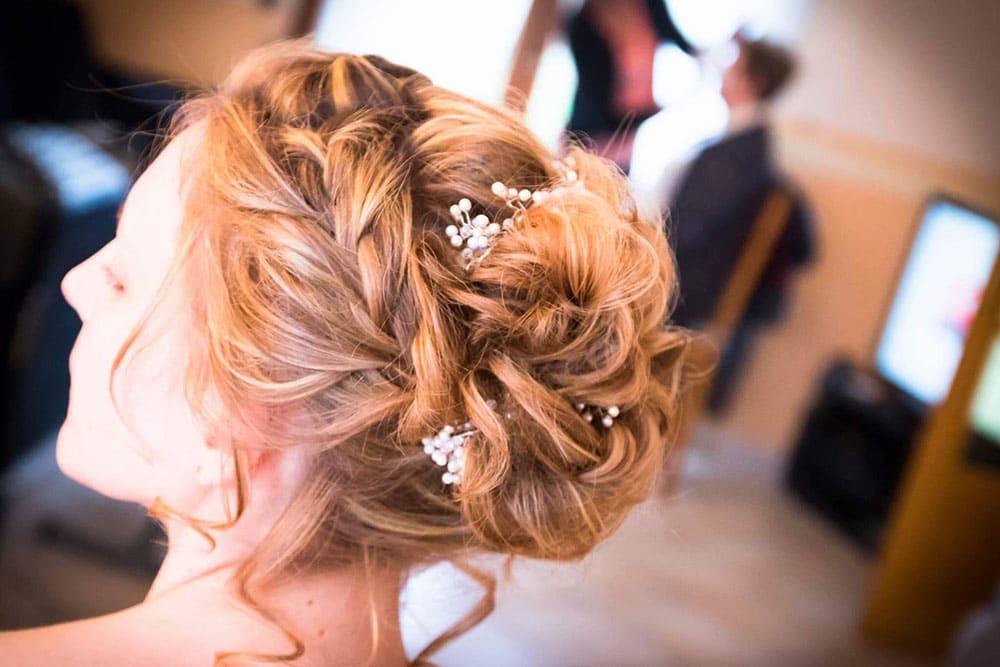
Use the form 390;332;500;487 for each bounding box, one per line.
0;608;154;666
0;590;332;667
0;578;402;666
0;599;232;666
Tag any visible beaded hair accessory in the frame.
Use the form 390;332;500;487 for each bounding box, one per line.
575;403;621;428
422;422;473;486
444;157;579;270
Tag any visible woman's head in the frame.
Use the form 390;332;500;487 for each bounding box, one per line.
60;38;688;653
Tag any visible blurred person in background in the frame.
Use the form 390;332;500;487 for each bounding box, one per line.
668;34;815;412
565;0;694;169
0;41;690;665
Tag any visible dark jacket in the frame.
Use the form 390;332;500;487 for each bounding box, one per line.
667;124;814;328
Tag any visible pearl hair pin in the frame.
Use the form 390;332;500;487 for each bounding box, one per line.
423;399;499;486
422;423;473;486
443;157;580;270
575;403;621;428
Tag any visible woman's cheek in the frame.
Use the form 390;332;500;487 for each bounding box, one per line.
56;308;151;500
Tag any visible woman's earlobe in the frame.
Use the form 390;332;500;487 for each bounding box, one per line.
195;446;233;486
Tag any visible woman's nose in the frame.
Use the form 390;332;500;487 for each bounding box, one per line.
61;262;86;318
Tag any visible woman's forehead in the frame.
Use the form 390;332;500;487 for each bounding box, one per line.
117;133;192;287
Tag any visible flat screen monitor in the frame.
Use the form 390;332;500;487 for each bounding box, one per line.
875;197;1000;407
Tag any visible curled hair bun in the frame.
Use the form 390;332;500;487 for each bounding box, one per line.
436;149;686;559
173;41;688;619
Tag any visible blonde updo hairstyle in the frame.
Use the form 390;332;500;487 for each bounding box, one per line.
146;40;689;664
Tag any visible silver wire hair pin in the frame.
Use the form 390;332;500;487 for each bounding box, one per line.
444;157;580;270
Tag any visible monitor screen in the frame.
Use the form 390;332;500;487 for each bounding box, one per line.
970;337;1000;440
966;336;1000;470
875;199;1000;406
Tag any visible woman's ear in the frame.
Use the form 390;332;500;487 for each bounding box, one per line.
193;404;309;506
196;438;304;493
242;446;309;496
194;428;254;490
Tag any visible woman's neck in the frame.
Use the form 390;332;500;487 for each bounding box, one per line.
145;548;406;666
147;445;304;599
146;488;268;599
142;464;407;665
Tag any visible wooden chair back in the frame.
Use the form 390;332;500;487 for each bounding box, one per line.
664;188;794;487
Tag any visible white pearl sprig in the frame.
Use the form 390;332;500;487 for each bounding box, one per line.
421;400;505;487
575;403;621;428
445;183;537;269
446;197;505;266
443;157;582;270
422;422;474;486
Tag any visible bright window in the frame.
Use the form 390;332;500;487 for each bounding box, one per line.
314;1;533;106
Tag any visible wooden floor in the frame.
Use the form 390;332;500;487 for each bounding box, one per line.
0;426;935;666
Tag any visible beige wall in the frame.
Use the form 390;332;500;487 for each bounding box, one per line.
74;0;300;86
777;0;1000;174
717;123;1000;451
